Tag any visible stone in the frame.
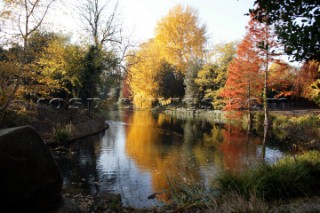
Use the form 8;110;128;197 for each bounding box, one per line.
0;125;63;212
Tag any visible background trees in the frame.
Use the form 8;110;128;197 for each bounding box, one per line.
0;0;56;110
126;4;207;108
195;42;236;109
77;0;122;101
0;1;318;112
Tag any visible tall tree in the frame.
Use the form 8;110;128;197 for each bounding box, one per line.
250;0;320;61
77;0;122;100
0;0;55;111
126;40;163;108
31;32;85;99
248;15;282;126
219;33;262;112
155;4;207;73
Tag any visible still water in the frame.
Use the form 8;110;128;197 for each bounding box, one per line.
54;110;285;208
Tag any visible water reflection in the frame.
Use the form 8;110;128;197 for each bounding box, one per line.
54;111;285;208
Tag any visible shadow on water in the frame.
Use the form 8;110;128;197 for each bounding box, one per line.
54;110;287;208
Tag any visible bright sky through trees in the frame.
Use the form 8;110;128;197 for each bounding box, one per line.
120;0;255;43
50;0;255;45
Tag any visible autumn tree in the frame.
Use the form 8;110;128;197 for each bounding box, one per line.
248;15;282;126
30;32;88;99
0;47;20;106
126;40;163;108
293;60;320;105
268;60;295;99
219;33;262;112
0;0;56;111
195;41;237;109
155;4;207;73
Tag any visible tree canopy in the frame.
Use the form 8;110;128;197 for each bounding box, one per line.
250;0;320;61
155;4;207;73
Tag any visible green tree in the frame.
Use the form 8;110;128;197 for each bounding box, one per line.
250;0;320;61
195;42;237;109
77;0;123;101
158;62;184;99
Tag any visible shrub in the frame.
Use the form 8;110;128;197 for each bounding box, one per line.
54;128;69;143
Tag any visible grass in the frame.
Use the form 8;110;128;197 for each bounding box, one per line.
272;114;320;130
166;175;214;211
215;151;320;201
163;151;320;212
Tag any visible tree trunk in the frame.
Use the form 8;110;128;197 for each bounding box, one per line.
263;54;271;126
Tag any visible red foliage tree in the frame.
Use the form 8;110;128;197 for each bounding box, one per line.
220;31;263;111
247;15;282;125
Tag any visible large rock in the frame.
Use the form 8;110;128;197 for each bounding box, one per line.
0;126;63;212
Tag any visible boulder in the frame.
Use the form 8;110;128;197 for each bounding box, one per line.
0;125;63;212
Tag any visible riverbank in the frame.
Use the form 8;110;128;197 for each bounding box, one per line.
161;107;320;150
0;105;108;145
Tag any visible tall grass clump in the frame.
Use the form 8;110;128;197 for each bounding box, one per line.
215;151;320;201
165;176;215;211
165;176;269;212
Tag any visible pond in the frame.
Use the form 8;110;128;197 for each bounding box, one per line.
54;110;286;208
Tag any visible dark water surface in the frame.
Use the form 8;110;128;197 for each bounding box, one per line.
54;110;285;208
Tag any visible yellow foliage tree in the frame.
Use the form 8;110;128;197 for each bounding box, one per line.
30;35;69;97
126;39;163;108
155;4;207;73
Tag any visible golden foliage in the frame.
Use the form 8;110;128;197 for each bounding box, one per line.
155;4;206;73
0;52;20;105
126;40;163;108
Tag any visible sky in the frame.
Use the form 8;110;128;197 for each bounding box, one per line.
51;0;256;46
119;0;255;44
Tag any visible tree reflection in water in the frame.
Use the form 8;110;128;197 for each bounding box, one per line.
56;111;285;208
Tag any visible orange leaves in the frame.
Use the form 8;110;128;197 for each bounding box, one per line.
219;33;263;111
293;60;320;103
